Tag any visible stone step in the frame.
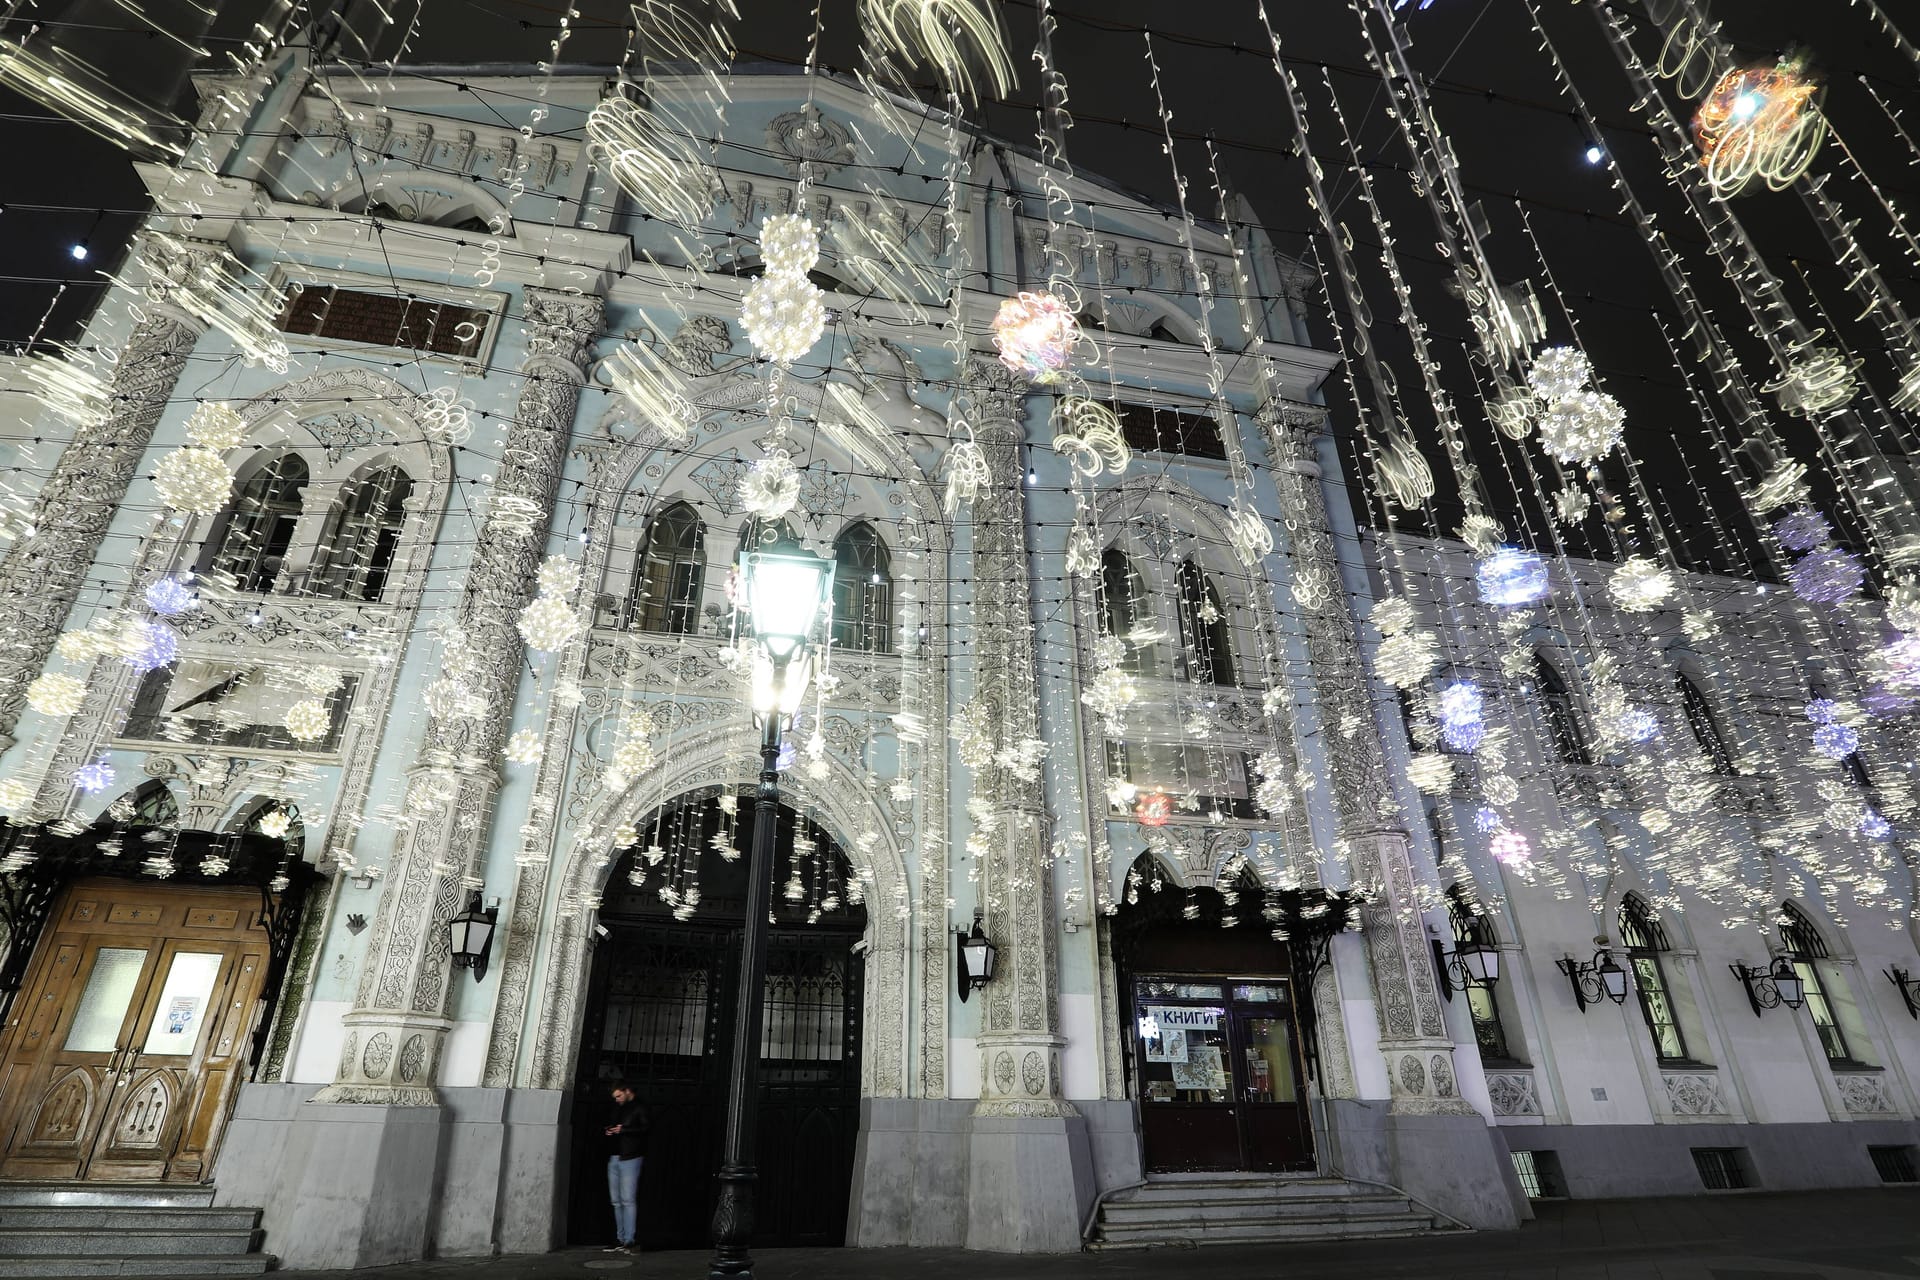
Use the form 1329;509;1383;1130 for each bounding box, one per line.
0;1256;270;1278
0;1186;214;1211
0;1207;260;1232
0;1229;258;1258
1115;1177;1373;1202
1108;1185;1406;1209
1101;1195;1420;1225
1090;1212;1439;1249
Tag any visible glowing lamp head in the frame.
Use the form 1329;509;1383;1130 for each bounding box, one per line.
1584;143;1605;165
739;532;833;663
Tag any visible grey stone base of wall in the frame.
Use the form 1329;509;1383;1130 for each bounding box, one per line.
210;1083;570;1270
1314;1098;1525;1230
847;1099;1132;1251
1500;1117;1920;1199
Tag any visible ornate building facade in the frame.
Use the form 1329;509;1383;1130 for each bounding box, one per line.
0;58;1912;1272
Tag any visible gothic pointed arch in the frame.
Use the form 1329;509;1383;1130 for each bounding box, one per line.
830;520;892;653
627;501;706;633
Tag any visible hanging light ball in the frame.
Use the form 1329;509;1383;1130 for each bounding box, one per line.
740;271;826;363
759;214;821;277
121;620;178;674
72;759;115;794
1369;596;1417;636
1476;547;1550;607
1860;808;1893;840
1407;753;1453;794
284;698;330;742
143;576;197;616
1374;629;1439;689
991;290;1080;383
1812;721;1860;760
1528;345;1594;401
1438;680;1486;753
1789;546;1865;605
255;808;293;839
1490;828;1532;868
153;447;235;515
183;401;247;451
1609;557;1674;612
1484;773;1521;806
536;556;581;597
1538;389;1626;464
26;672;87;717
1888;578;1920;633
739;453;802;520
1693;58;1825;198
1473;806;1502;833
53;629;105;663
504;728;544;766
1769;344;1856;417
1771;507;1833;554
603;735;656;791
1134;791;1173;827
516;594;581;653
1805;697;1841;725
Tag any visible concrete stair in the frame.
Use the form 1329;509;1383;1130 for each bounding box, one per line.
1087;1173;1456;1250
0;1184;270;1277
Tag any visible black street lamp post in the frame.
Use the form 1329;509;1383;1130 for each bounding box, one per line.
709;532;832;1280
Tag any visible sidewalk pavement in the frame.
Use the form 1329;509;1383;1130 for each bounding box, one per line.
254;1188;1920;1280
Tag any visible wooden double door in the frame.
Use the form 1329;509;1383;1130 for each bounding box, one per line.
0;879;272;1181
1132;975;1314;1172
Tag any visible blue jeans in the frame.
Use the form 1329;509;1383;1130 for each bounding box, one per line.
607;1154;642;1246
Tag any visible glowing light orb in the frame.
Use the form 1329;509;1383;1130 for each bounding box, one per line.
603;735;657;791
1474;806;1501;833
1772;507;1832;553
1609;557;1673;613
739;453;803;519
26;672;86;717
1407;753;1453;794
1694;59;1825;197
1538;389;1625;464
991;291;1080;383
183;401;246;451
760;214;821;277
1134;791;1173;827
1805;698;1841;725
1812;721;1859;760
153;447;235;515
1769;344;1856;417
72;759;115;794
1528;345;1594;402
1374;629;1439;690
284;698;330;742
1490;828;1532;867
143;576;196;616
1789;546;1865;605
121;620;178;674
1861;809;1892;840
536;555;581;597
504;728;543;766
1438;680;1486;753
516;594;580;653
255;808;293;839
1476;547;1549;607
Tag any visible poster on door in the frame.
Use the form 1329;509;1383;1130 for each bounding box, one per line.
1170;1045;1227;1093
164;996;199;1037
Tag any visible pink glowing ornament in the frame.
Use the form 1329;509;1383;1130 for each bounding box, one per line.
1490;828;1532;868
1134;791;1173;827
992;291;1080;382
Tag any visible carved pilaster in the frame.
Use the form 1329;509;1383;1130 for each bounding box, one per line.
961;355;1073;1118
0;305;205;746
316;289;603;1103
1259;398;1469;1116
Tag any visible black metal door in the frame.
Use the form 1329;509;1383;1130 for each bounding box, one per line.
569;794;866;1251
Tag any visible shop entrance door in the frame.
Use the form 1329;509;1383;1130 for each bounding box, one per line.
1132;976;1313;1172
0;880;270;1181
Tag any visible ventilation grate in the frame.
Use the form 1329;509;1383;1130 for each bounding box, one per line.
1692;1147;1750;1190
1870;1145;1918;1184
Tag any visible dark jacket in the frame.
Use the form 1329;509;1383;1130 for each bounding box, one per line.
606;1097;649;1160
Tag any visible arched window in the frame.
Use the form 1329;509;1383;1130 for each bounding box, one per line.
1676;673;1736;775
1098;547;1153;675
1780;902;1852;1063
1619;895;1688;1062
830;522;893;654
1447;886;1515;1063
310;464;413;602
1534;654;1590;766
203;454;309;593
1176;560;1236;686
106;780;177;828
628;502;705;634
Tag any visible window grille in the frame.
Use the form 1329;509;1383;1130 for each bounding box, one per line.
310;465;413;602
1533;654;1591;766
1620;895;1689;1062
1509;1150;1563;1198
1098;547;1155;676
1691;1148;1750;1190
1869;1146;1918;1184
1113;402;1227;460
628;503;705;634
829;522;892;654
1676;674;1737;775
203;454;309;593
276;284;490;359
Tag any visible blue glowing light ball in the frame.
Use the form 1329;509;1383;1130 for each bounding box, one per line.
1860;809;1892;840
143;576;196;616
73;759;115;793
123;621;179;675
1475;548;1549;607
1812;721;1859;760
1438;680;1486;753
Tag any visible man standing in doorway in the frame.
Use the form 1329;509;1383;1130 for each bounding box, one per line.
603;1080;648;1253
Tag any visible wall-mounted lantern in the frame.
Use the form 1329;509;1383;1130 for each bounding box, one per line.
1884;965;1920;1020
1557;948;1629;1012
1435;936;1500;1000
1729;955;1805;1016
448;890;499;982
955;911;997;1003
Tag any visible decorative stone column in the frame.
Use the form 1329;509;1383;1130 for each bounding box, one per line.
0;294;207;748
1259;398;1468;1116
316;288;604;1104
959;355;1090;1252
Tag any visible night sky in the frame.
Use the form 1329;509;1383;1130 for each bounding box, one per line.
3;0;1915;569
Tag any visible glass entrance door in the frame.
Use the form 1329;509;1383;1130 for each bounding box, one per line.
1132;975;1314;1172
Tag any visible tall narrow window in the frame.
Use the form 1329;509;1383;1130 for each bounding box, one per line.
1098;547;1154;675
1619;895;1688;1062
1176;560;1236;686
310;465;414;601
1448;887;1516;1063
1780;903;1853;1063
1676;674;1736;775
203;454;309;593
628;502;705;634
1534;654;1591;766
830;522;893;654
